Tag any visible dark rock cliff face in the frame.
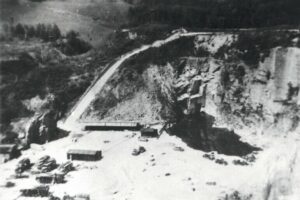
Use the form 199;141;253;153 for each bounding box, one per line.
27;110;58;144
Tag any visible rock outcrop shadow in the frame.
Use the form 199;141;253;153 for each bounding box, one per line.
27;110;69;144
207;127;260;156
167;111;260;156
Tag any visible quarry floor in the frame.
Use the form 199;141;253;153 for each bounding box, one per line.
0;129;300;200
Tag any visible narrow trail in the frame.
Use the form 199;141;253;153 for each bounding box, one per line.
60;31;212;131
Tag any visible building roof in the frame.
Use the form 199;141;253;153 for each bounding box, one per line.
21;185;49;191
36;173;53;178
83;122;140;127
36;172;65;178
67;149;101;155
141;128;158;133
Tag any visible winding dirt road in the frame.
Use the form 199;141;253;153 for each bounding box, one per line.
60;31;210;131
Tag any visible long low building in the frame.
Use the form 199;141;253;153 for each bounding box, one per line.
67;149;102;161
83;122;142;131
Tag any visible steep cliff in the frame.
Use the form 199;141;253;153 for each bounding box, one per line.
83;30;300;153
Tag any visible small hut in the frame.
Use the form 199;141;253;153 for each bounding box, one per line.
140;128;159;138
67;149;102;161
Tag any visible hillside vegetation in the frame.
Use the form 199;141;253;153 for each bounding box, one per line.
128;0;300;29
0;20;178;144
0;0;131;46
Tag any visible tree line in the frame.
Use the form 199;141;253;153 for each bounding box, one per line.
1;23;62;41
128;0;300;29
0;23;91;56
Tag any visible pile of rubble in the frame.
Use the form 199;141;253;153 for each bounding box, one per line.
57;161;73;174
33;155;57;173
132;146;146;156
15;158;31;175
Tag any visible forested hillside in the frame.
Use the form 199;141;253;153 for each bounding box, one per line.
128;0;300;28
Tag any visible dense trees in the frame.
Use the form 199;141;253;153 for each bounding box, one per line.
128;0;300;28
1;23;62;41
57;30;91;56
0;23;91;56
14;23;26;39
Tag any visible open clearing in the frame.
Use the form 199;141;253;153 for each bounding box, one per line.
1;128;300;200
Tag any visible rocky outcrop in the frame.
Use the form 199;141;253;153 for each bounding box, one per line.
218;47;300;134
84;31;300;142
175;58;222;115
26;110;58;144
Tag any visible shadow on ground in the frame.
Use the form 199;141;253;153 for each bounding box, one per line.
167;112;260;156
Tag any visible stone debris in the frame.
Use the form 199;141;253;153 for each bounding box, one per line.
15;158;31;175
203;152;216;161
3;181;15;188
173;146;185;152
206;181;217;186
132;146;146;156
232;159;249;166
33;155;57;173
215;158;228;165
219;191;253;200
138;136;149;142
125;132;137;138
242;153;257;163
57;161;73;174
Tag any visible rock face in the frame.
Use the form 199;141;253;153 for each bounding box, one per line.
84;32;300;153
174;35;300;136
166;52;262;155
27;110;58;144
175;58;222;116
244;47;300;134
